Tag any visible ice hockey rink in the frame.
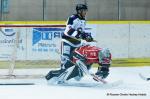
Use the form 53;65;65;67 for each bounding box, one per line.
0;66;149;99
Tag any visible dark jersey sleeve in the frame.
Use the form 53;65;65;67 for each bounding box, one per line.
65;15;77;36
67;16;74;25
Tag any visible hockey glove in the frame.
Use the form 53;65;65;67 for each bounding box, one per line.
81;33;93;42
95;66;109;79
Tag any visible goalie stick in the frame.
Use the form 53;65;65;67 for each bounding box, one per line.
139;73;150;81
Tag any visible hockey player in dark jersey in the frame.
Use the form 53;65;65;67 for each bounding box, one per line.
45;4;110;83
60;4;88;69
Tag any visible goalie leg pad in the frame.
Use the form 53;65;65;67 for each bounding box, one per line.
57;65;83;82
66;65;83;80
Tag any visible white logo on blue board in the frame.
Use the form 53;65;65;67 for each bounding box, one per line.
32;28;65;45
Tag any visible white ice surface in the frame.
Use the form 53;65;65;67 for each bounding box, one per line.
0;67;150;99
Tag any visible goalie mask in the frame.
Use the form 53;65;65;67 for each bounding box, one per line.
98;48;111;64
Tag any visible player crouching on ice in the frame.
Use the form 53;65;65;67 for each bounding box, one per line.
45;4;111;84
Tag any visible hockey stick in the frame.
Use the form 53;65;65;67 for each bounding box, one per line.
139;73;150;81
0;83;35;85
76;60;107;84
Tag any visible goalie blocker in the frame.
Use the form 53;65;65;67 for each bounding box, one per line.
45;45;111;83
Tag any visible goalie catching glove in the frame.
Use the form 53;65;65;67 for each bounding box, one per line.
95;65;109;79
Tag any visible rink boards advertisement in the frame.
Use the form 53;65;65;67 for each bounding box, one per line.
27;27;64;60
0;25;94;60
0;22;150;60
0;28;25;60
0;26;65;60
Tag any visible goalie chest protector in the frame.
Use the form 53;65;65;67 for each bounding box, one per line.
74;45;101;64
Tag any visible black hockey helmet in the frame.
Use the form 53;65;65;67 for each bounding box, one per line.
76;4;88;12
